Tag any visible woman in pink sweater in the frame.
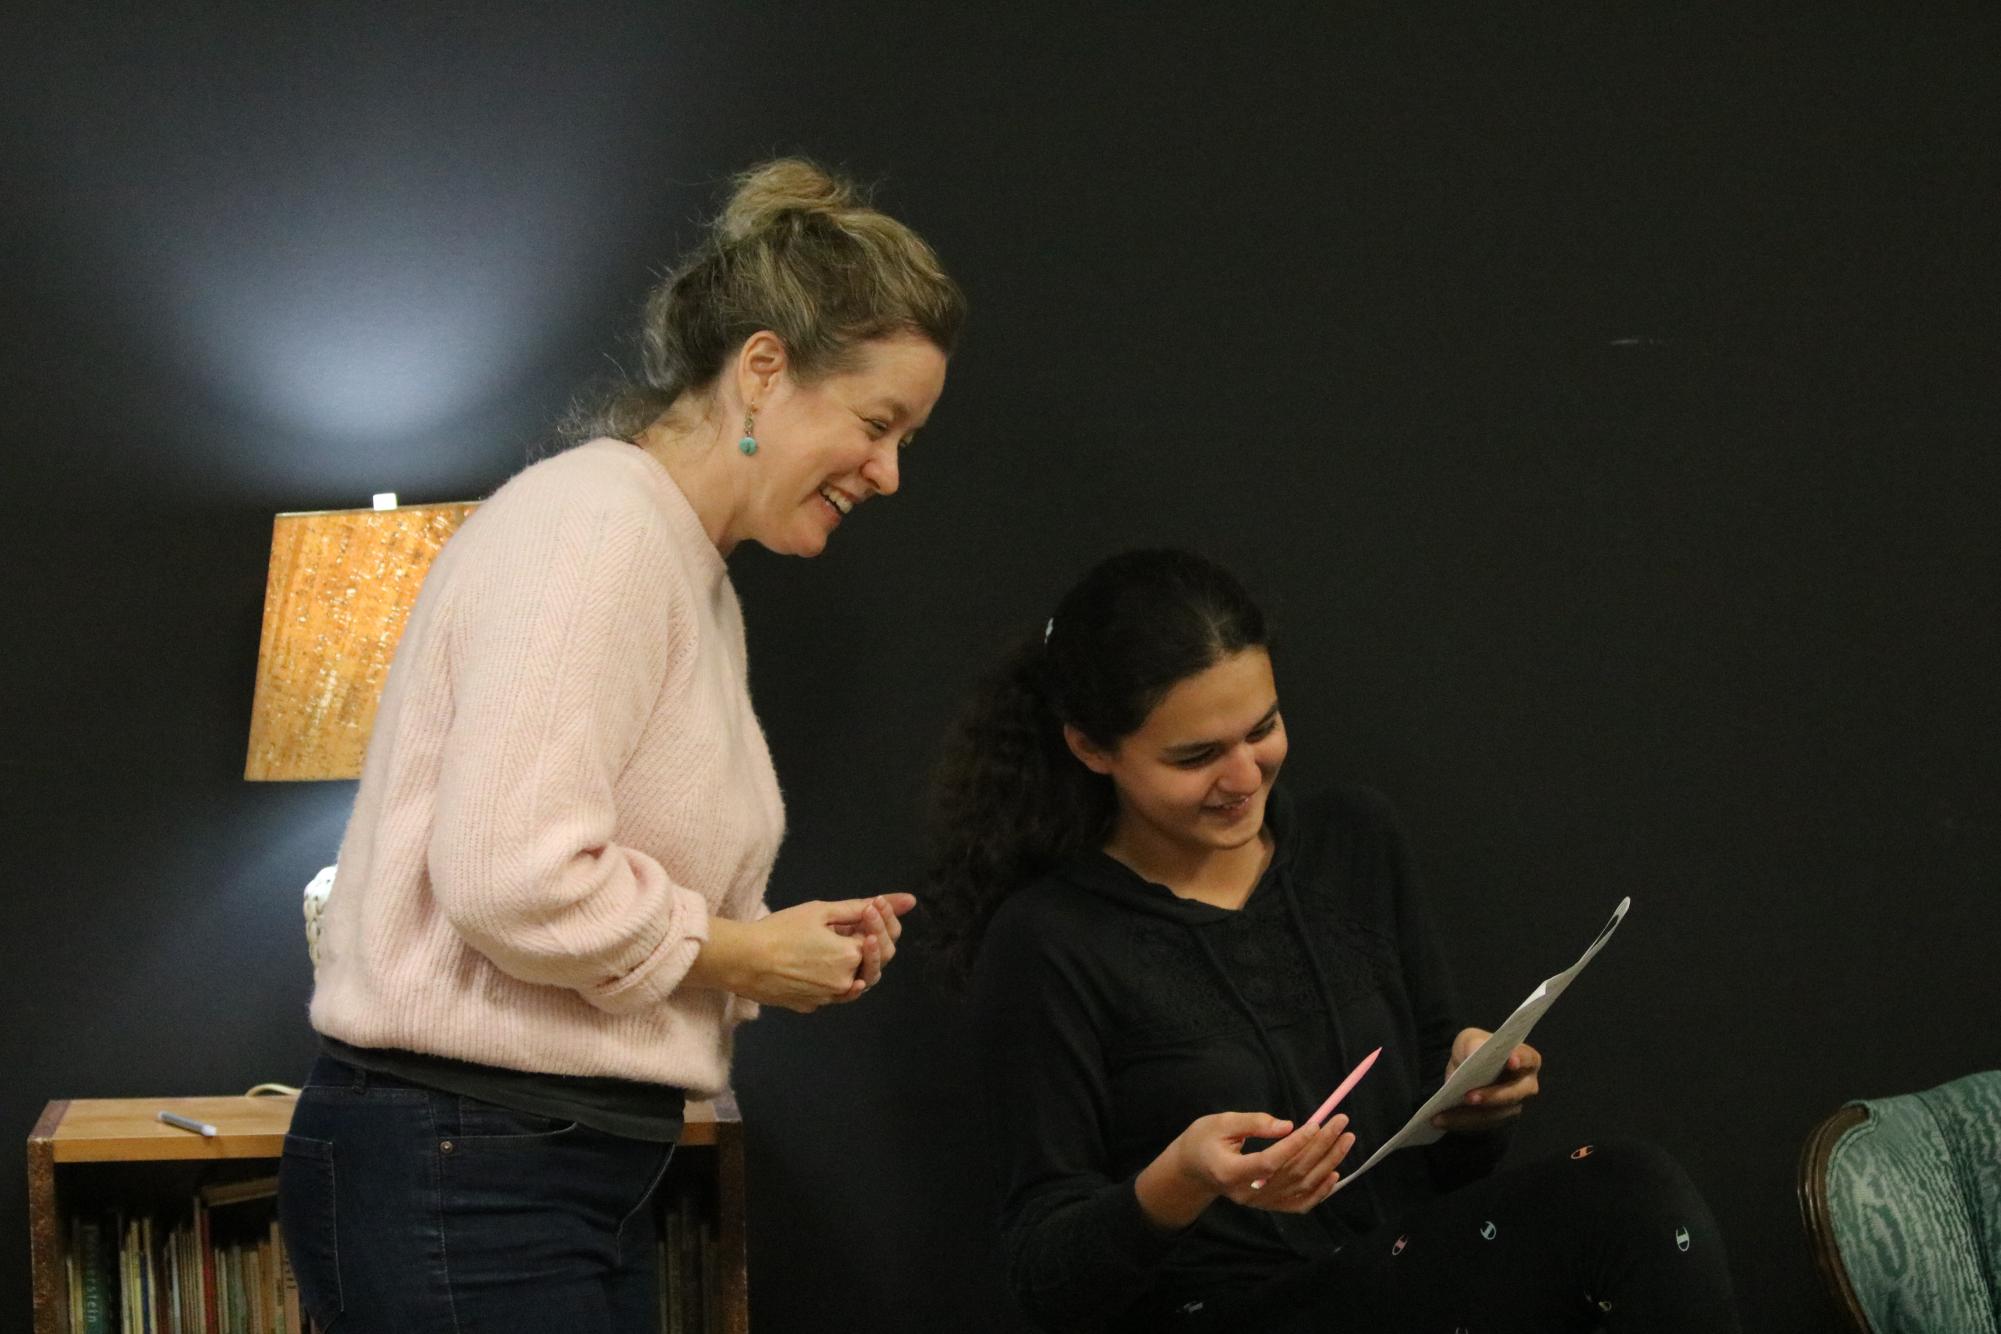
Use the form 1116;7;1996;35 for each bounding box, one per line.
278;159;965;1334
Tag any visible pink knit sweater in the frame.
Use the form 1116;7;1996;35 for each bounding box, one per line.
309;439;786;1096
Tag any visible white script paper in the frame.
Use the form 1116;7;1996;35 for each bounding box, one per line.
1331;896;1632;1194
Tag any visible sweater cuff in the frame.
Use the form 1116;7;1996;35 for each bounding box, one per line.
584;884;710;1015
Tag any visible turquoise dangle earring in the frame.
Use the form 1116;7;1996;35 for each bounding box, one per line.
737;405;759;456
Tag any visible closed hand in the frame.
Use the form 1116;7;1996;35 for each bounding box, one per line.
1431;1027;1542;1133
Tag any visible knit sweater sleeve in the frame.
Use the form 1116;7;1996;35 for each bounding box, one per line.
972;895;1185;1331
425;470;709;1016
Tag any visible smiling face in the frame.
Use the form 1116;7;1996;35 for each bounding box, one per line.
1067;647;1289;864
737;331;948;557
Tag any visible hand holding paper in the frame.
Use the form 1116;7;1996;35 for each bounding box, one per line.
1430;1029;1542;1134
1329;896;1631;1195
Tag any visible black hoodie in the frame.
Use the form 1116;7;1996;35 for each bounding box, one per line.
971;784;1511;1331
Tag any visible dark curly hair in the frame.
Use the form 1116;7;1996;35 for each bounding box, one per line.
924;550;1270;986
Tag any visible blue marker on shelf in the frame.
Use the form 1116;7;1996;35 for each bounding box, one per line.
157;1110;218;1137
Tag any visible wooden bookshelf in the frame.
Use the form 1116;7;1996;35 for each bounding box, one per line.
28;1094;748;1334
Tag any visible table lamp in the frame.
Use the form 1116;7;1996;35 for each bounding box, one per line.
244;494;476;960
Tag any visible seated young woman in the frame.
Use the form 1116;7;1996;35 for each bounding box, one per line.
926;549;1741;1334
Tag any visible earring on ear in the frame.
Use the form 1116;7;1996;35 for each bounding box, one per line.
737;405;759;457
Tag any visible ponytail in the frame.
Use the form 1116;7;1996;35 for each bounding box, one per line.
924;632;1114;987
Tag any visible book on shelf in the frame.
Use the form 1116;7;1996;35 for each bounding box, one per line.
701;1219;719;1334
117;1211;132;1334
278;1221;301;1334
198;1194;219;1334
199;1176;278;1209
662;1211;684;1334
57;1158;728;1333
71;1217;110;1334
63;1176;301;1334
652;1180;722;1334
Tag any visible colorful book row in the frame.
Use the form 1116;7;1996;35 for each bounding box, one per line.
64;1180;298;1334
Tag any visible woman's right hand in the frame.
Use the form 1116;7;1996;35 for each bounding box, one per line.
691;897;909;1012
1135;1111;1356;1230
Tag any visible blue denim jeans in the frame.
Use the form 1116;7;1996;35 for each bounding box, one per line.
277;1054;675;1333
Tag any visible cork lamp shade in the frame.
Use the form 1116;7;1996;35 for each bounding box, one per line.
244;501;477;781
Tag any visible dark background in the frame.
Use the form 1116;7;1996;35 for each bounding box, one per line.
5;4;1996;1330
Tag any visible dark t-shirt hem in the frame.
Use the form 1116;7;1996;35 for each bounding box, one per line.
318;1036;687;1143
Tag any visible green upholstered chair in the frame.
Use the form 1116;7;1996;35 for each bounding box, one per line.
1798;1071;2001;1334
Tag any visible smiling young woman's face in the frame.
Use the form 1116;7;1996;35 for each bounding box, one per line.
1071;647;1289;860
741;331;947;557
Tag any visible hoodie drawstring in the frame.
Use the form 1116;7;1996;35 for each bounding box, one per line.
1278;866;1389;1228
1182;861;1389;1241
1185;928;1331;1259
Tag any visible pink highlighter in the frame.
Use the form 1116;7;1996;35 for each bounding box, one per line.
1251;1046;1382;1190
1307;1045;1382;1129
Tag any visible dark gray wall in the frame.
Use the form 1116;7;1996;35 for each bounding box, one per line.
5;4;1996;1330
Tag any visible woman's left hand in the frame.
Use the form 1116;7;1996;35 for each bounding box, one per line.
1430;1027;1541;1133
828;892;915;991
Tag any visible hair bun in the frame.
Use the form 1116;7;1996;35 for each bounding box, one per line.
718;157;861;241
558;154;962;444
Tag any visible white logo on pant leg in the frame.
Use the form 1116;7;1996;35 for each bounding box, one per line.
1480;1220;1497;1241
1391;1234;1409;1256
1675;1226;1691;1252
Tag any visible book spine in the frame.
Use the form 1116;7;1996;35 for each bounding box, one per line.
279;1235;301;1334
260;1224;272;1334
679;1191;701;1334
119;1214;134;1334
656;1233;670;1334
78;1218;108;1334
67;1218;84;1334
181;1213;200;1334
231;1240;248;1334
142;1216;157;1334
77;1224;101;1334
165;1229;181;1334
701;1218;718;1334
665;1205;685;1334
198;1200;219;1334
123;1217;131;1334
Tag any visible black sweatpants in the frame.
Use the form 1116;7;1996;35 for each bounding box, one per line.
1172;1139;1741;1334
